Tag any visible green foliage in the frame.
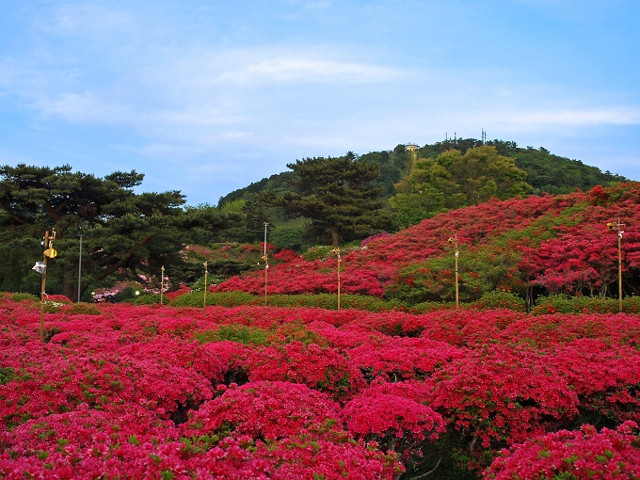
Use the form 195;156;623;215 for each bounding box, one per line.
389;187;447;227
61;302;101;315
194;323;270;345
0;366;16;385
279;154;393;246
514;147;624;194
531;295;640;314
170;291;260;307
169;290;404;312
132;294;161;305
7;292;38;302
0;164;186;300
470;290;526;312
301;246;336;261
391;146;532;225
270;225;305;251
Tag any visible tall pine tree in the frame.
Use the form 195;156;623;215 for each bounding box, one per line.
280;153;392;247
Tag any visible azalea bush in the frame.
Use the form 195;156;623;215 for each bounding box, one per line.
1;297;640;479
485;421;640;479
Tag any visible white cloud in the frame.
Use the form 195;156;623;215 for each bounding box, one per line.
222;56;403;84
481;107;640;132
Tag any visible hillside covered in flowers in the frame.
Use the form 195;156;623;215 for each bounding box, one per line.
215;182;640;308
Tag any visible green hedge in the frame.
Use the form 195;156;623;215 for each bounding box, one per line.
470;290;527;312
171;291;260;308
531;294;640;314
170;291;405;311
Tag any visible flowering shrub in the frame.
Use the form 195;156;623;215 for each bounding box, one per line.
485;421;640;479
342;381;446;457
2;297;640;479
183;380;343;441
430;345;580;447
243;341;366;401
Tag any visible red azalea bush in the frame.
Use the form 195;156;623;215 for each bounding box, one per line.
182;381;342;440
243;341;366;401
484;421;640;479
2;297;640;479
430;344;580;447
342;380;446;458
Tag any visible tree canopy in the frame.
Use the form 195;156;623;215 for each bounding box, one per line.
279;154;393;247
390;146;532;227
0;164;186;299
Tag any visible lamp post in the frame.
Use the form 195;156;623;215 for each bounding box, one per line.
203;261;208;308
332;247;342;310
448;234;459;309
262;222;269;306
160;265;165;305
77;233;83;303
607;219;625;312
33;229;57;340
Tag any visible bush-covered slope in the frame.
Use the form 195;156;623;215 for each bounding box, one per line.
214;182;640;305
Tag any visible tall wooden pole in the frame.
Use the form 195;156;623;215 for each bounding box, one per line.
449;234;459;308
39;254;47;340
77;233;83;303
203;261;208;308
160;265;165;305
333;248;341;310
263;223;269;307
608;218;625;312
617;218;623;312
618;231;622;312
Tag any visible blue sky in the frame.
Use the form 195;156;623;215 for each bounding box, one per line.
1;1;638;206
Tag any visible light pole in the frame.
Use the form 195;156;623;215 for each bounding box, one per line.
160;265;165;305
448;234;459;308
332;247;342;310
77;233;83;302
33;229;57;340
607;219;625;312
262;223;269;306
203;261;208;308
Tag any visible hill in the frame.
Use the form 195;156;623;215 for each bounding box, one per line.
217;138;625;206
214;182;640;308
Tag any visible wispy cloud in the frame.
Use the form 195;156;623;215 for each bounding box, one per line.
219;55;403;84
477;107;640;133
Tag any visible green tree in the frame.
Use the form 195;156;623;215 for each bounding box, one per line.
0;164;186;300
279;154;392;247
390;146;532;226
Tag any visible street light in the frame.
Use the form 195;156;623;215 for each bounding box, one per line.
262;223;269;306
77;233;83;302
203;261;208;308
448;234;459;308
331;247;342;310
607;219;625;312
160;265;165;305
32;229;57;341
